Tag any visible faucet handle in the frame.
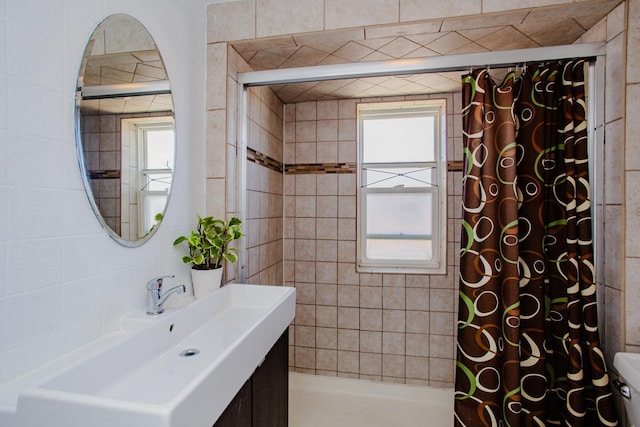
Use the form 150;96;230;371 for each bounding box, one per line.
145;275;175;291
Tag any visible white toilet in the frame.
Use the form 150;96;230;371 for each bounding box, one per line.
614;352;640;426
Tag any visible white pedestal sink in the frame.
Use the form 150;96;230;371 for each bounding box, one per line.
2;284;296;427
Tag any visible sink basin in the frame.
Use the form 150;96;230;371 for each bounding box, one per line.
9;284;296;427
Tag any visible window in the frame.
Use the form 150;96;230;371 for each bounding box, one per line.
121;117;175;239
357;100;447;274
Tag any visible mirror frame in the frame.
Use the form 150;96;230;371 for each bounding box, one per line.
75;13;176;247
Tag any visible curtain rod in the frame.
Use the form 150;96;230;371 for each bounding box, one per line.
238;42;605;87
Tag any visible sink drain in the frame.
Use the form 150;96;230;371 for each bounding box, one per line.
179;348;200;357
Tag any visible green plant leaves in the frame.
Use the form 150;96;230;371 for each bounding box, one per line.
173;215;243;269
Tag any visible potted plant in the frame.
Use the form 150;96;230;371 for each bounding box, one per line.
173;215;243;298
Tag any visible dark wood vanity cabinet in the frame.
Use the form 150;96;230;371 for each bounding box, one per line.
213;329;288;427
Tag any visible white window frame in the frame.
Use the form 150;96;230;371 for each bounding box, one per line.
357;99;447;274
120;116;175;238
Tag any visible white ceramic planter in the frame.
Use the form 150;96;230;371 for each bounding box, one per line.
190;267;223;299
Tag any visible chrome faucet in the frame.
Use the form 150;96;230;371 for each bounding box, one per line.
146;275;186;315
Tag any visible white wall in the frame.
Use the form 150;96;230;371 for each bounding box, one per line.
0;0;208;384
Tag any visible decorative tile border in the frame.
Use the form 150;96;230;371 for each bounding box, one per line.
247;147;283;173
285;163;357;174
248;148;462;175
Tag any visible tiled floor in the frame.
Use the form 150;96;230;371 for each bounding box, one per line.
289;373;453;427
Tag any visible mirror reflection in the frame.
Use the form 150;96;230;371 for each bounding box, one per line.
76;14;175;246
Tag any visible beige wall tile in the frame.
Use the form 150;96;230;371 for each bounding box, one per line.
317;174;338;195
604;286;623;363
629;29;640;85
429;335;454;359
295;260;316;282
383;310;406;332
383;286;406;309
317;100;339;119
406;356;429;380
316;327;338;352
295;282;316;304
382;332;405;354
338;350;359;373
316;349;338;371
295;239;316;261
429;357;454;382
295;346;316;370
296;174;317;195
337;241;356;263
626;172;640;258
207;43;228;110
317;141;338;163
296;325;316;347
338;284;359;307
338;306;360;329
406;333;429;357
482;0;569;13
207;0;256;43
430;289;455;312
317;305;338;328
400;0;480;21
360;352;382;376
316;261;338;284
604;206;623;290
317;196;338;218
206;178;226;219
338;174;357;196
430;312;454;335
256;0;324;38
361;286;383;308
627;87;640;171
608;1;626;41
382;354;406;378
605;33;625;123
406;311;429;334
296;121;317;143
338;262;360;285
317;218;338;240
296;303;316;326
295;195;316;217
338;329;360;351
338;99;358;119
360;330;382;353
406;275;430;288
325;0;399;30
295;217;316;239
296;102;317;121
316;240;337;262
361;308;383;331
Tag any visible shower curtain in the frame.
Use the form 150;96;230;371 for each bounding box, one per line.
454;60;619;426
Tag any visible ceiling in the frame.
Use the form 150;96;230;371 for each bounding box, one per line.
80;49;172;115
230;0;621;103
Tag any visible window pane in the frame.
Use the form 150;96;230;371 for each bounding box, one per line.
145;129;175;169
143;172;172;192
362;116;435;163
363;166;435;188
365;192;434;261
367;238;432;261
366;192;433;235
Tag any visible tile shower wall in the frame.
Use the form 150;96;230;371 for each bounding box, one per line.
285;94;462;387
224;46;286;285
245;84;285;285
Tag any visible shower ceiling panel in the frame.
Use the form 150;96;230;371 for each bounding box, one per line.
231;0;620;103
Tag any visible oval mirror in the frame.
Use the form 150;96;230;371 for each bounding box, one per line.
75;14;175;246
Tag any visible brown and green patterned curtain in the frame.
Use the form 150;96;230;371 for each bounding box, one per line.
455;60;619;427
